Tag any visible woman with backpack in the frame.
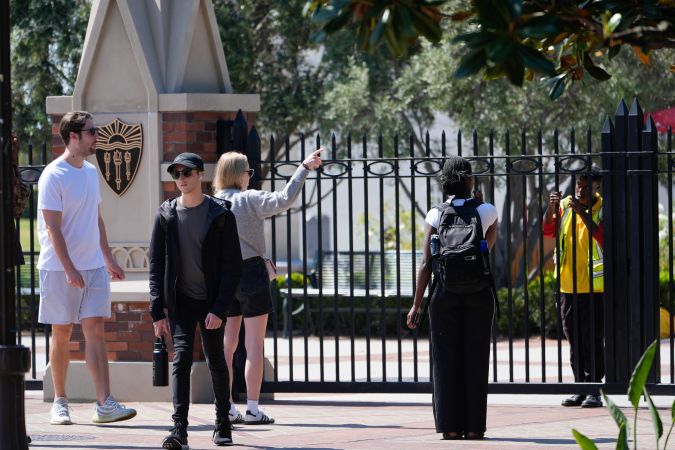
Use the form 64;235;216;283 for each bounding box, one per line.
407;155;498;440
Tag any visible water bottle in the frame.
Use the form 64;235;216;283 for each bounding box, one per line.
430;234;440;257
480;240;490;275
152;337;169;386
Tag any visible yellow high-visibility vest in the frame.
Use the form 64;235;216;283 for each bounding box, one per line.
555;194;604;293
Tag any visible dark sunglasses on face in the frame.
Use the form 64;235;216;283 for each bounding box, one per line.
170;168;194;179
244;169;254;176
80;127;99;136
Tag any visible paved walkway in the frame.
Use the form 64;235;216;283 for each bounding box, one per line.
26;391;672;449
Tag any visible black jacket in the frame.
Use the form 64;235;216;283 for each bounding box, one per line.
149;196;243;322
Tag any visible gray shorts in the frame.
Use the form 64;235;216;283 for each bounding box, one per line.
38;267;111;325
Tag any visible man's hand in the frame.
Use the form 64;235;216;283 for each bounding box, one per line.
153;318;170;338
204;313;223;330
549;191;562;210
106;260;125;281
568;197;585;214
65;267;85;289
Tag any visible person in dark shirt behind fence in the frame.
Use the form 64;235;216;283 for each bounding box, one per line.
543;167;605;408
149;152;243;448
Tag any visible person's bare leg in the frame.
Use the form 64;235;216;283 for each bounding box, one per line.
223;315;242;404
243;314;268;401
80;317;110;405
50;324;73;398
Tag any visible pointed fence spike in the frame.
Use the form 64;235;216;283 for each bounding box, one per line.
629;97;643;117
615;99;629;117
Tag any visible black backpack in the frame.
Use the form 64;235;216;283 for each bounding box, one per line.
432;198;489;294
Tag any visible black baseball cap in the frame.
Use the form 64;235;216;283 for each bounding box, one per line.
167;152;204;173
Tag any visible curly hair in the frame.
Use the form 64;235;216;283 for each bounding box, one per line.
439;155;472;197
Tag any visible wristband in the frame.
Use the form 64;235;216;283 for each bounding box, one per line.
302;162;310;170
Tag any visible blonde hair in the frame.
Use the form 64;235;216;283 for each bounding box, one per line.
213;152;249;192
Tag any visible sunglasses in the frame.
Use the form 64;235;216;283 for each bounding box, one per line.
244;169;254;176
80;127;99;136
170;168;195;179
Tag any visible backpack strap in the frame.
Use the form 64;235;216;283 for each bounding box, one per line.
446;198;485;241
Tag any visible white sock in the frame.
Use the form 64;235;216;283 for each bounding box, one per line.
229;403;239;415
247;400;259;415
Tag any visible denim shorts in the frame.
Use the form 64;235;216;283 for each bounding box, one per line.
228;257;273;318
38;267;111;324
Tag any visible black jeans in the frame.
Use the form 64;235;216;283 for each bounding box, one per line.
170;294;230;426
561;293;605;383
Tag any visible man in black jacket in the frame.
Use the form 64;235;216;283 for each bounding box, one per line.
149;152;243;449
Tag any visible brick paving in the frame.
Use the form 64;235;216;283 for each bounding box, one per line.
25;391;671;450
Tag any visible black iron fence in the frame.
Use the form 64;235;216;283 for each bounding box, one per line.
15;99;675;395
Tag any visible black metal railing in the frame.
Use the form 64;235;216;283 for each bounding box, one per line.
14;99;675;395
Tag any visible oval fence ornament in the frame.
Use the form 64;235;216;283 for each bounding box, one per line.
96;118;143;196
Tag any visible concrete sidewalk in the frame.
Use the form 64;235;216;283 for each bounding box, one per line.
25;391;671;450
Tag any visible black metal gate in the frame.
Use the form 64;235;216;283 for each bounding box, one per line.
15;99;675;395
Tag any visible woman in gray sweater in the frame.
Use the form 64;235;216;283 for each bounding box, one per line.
214;148;323;425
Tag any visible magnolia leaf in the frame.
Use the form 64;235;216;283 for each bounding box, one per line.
410;7;442;42
633;46;652;65
505;56;524;86
485;37;513;62
517;16;559;39
453;31;494;48
518;44;556;76
454;49;487;78
582;53;611;81
644;387;663;440
572;429;599;450
450;10;474;21
608;45;622;59
608;13;622;33
310;29;327;43
547;73;566;100
628;340;657;409
369;20;386;47
323;11;351;33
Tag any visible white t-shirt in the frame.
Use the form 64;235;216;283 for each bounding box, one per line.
425;197;498;236
37;157;104;271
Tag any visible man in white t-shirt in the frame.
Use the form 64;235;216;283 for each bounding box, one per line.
38;111;136;425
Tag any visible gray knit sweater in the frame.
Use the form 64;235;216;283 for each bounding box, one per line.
215;165;310;260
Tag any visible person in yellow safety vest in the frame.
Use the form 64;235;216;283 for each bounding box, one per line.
543;167;604;409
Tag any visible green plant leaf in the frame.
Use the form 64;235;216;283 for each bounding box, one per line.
616;423;628;450
485;37;514;62
517;44;556;76
369;20;386;48
582;53;611;81
608;45;622;59
410;7;442;42
453;31;494;48
628;340;658;410
323;11;351;33
517;16;558;39
475;0;511;29
505;56;525;86
546;73;566;100
572;429;599;450
454;49;487;78
644;386;663;440
600;389;627;429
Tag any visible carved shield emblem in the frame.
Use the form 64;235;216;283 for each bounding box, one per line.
96;119;143;196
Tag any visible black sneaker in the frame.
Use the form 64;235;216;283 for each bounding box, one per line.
561;394;586;407
581;395;603;408
162;421;188;450
213;417;233;446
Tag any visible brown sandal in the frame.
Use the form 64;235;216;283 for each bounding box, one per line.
442;432;462;440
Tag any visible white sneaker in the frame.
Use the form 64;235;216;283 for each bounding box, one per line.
245;408;275;425
50;397;72;425
229;407;245;424
91;395;137;423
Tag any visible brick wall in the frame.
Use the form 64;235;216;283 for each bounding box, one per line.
69;301;205;362
161;111;257;200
